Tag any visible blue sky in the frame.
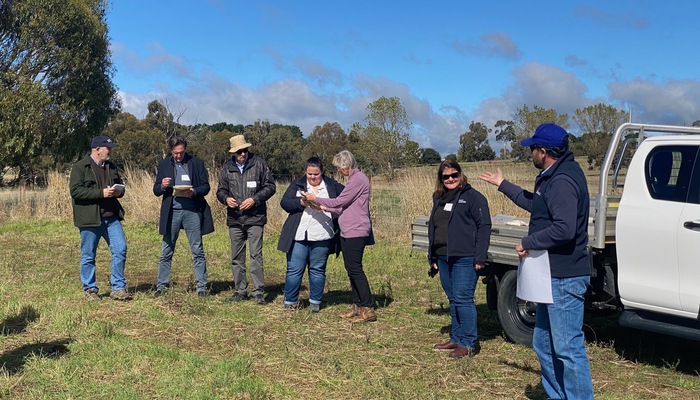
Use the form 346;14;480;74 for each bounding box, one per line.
107;1;700;156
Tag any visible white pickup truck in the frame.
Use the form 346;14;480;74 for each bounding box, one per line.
412;123;700;346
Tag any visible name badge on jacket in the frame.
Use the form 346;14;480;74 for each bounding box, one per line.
247;181;257;188
444;203;453;212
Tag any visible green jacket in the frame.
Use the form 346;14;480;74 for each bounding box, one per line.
69;154;125;227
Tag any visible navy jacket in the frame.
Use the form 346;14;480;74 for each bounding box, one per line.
428;183;492;265
498;150;590;277
153;153;214;236
277;175;344;254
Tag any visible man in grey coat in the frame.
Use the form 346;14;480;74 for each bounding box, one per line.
216;135;276;304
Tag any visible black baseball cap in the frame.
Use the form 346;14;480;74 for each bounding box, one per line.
91;135;118;148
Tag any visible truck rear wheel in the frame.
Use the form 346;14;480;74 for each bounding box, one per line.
497;270;535;347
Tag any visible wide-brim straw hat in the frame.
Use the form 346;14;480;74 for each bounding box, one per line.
229;135;252;153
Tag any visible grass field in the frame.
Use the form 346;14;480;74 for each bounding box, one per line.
1;163;699;399
1;224;700;399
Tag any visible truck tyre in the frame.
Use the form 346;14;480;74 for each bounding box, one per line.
497;269;535;347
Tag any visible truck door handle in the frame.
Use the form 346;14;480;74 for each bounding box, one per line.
683;220;700;230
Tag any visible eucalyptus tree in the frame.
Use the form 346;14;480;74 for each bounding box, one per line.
353;96;412;180
572;103;629;168
458;121;495;162
511;105;569;161
0;0;119;182
302;122;348;173
494;120;516;159
419;148;442;165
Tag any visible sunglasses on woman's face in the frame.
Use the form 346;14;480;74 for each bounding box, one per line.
441;172;460;180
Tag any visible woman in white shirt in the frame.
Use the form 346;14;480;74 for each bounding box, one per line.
277;157;345;312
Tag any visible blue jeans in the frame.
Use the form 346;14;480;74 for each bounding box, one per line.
284;239;332;305
79;216;127;292
533;275;594;400
437;256;478;349
158;209;208;292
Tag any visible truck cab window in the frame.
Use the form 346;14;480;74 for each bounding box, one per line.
646;146;699;203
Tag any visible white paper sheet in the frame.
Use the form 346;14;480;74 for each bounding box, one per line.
516;249;553;304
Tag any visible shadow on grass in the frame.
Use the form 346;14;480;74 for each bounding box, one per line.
503;362;547;399
523;383;547;400
581;313;700;375
427;304;504;341
130;282;157;295
208;280;235;295
0;305;40;335
0;338;71;375
322;289;394;309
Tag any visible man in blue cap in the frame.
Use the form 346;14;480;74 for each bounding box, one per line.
479;123;594;399
69;135;131;302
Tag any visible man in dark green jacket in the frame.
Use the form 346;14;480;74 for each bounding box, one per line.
69;135;131;302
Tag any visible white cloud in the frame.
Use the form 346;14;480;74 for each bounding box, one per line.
574;5;650;30
609;78;700;125
451;32;522;60
111;41;192;79
117;70;472;157
470;62;594;140
116;57;700;159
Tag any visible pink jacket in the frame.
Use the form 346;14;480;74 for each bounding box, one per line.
315;168;371;238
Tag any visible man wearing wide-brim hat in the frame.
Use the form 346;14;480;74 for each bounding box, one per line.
216;134;276;304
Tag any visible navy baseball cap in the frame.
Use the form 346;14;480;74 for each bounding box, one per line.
521;123;569;148
91;135;118;148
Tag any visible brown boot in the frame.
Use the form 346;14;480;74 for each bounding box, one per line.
338;304;359;319
352;306;377;323
433;341;458;351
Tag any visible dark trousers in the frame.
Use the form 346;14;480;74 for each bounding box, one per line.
340;236;375;308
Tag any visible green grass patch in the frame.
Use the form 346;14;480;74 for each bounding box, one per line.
1;220;699;399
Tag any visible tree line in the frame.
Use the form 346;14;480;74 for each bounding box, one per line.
102;97;435;181
4;0;700;186
101;100;636;181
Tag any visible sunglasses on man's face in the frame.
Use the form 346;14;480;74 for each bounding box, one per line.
235;148;248;155
441;172;460;181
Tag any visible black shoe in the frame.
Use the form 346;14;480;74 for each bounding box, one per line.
225;292;248;303
253;294;265;305
154;288;166;297
197;291;207;298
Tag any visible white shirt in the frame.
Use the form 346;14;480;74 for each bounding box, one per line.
295;179;335;241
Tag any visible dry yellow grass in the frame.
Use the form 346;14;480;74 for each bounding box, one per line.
0;159;602;242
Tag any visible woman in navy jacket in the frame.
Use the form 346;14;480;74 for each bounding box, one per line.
277;157;344;312
428;160;491;358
